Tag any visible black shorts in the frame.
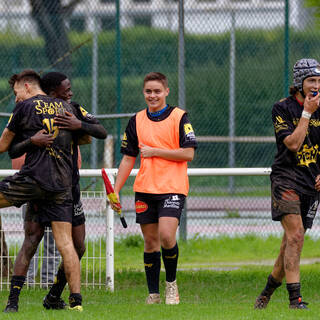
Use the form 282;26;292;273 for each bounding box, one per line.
0;173;71;207
271;179;319;229
135;192;186;225
23;199;73;226
23;183;85;227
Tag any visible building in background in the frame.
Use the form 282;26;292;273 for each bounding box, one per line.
0;0;313;35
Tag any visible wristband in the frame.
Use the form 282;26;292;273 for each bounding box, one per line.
301;110;312;119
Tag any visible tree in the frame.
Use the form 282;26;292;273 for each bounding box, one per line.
29;0;83;73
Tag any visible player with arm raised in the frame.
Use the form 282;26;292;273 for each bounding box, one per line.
111;72;197;305
254;58;320;310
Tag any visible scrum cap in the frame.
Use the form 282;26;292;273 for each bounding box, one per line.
293;58;320;92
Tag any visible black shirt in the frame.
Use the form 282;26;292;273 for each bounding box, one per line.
121;105;197;157
70;101;101;187
7;95;74;192
271;95;320;195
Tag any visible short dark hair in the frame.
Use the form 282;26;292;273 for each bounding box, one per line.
143;72;168;88
8;69;41;88
41;72;68;95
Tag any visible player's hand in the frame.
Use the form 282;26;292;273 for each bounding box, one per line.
30;129;54;148
315;175;320;192
108;192;122;214
304;92;320;114
140;143;157;158
54;111;82;130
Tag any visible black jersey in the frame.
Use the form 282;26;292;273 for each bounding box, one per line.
121;105;197;157
7;94;74;192
70;101;101;187
271;95;320;195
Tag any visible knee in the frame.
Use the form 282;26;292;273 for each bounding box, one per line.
159;232;175;249
144;236;159;252
287;229;304;248
74;242;86;259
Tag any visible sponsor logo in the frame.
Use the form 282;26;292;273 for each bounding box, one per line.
121;132;128;148
296;144;319;167
74;203;84;216
307;200;319;218
144;263;153;268
80;106;94;119
184;123;196;140
274;116;288;133
136;200;148;213
164;195;180;209
164;254;177;259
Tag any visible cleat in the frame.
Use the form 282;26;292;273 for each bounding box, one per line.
254;295;270;309
3;302;18;313
68;305;83;312
289;297;308;310
43;294;67;310
145;293;161;304
165;280;179;305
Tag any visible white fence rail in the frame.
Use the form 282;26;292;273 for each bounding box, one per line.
0;168;274;291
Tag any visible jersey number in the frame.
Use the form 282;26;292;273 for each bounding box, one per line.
42;118;59;138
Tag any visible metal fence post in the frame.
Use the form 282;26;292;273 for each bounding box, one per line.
178;0;187;241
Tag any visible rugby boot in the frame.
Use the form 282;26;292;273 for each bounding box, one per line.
3;300;18;313
145;293;161;304
165;280;180;305
254;294;271;309
43;293;67;310
68;293;83;311
289;297;308;309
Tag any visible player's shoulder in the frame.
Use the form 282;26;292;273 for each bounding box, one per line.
273;96;296;111
71;101;95;119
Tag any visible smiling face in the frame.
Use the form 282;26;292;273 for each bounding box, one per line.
143;80;169;112
52;78;73;103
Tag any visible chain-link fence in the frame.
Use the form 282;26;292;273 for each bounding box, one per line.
0;0;320;250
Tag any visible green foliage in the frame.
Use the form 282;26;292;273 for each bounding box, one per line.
2;27;320;168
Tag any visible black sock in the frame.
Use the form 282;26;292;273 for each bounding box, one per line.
260;274;282;297
8;275;25;305
144;251;161;294
48;266;67;298
162;243;179;282
69;293;82;307
287;282;301;304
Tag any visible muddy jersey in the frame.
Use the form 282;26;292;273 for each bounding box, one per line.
70;101;101;187
121;105;197;157
7;94;74;192
271;95;320;195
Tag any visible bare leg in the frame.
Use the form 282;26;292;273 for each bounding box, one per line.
51;221;80;294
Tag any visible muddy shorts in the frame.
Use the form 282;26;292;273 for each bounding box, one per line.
271;179;319;229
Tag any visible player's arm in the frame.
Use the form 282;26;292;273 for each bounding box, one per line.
114;155;136;199
54;111;107;139
140;144;194;161
140;112;197;161
0;128;15;153
8;130;54;159
284;93;319;152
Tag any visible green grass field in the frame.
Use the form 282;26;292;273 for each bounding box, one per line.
2;235;320;319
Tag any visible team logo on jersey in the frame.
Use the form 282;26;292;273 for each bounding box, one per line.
79;106;94;119
296;144;319;167
136;200;148;214
121;132;128;148
274;116;288;133
184;123;196;140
